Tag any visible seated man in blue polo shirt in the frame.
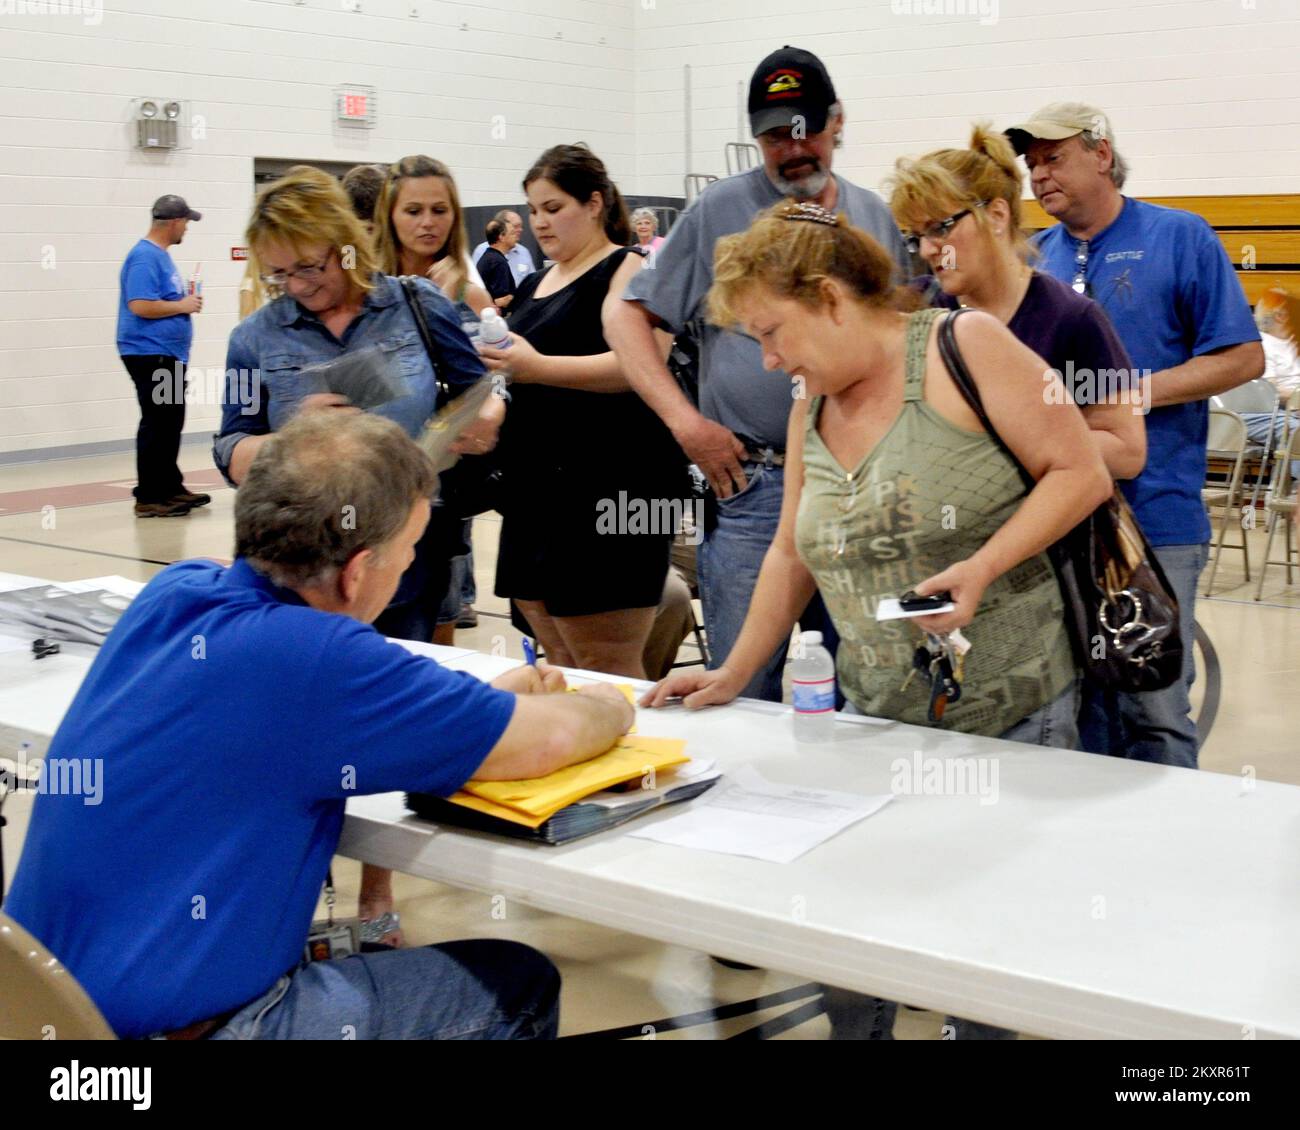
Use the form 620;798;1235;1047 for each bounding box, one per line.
6;412;634;1040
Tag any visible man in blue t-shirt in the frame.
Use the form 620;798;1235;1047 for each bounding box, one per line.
7;413;634;1040
1005;103;1264;768
117;194;210;518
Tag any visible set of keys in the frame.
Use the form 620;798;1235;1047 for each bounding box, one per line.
900;630;970;723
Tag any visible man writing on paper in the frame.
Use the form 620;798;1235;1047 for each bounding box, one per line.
7;413;633;1041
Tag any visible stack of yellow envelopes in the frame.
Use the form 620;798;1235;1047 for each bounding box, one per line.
451;736;689;830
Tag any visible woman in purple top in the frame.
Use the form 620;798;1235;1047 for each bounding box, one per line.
889;124;1145;479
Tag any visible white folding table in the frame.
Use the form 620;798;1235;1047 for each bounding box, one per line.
4;586;1298;1039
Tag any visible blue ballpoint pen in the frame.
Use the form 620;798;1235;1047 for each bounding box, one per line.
522;637;537;666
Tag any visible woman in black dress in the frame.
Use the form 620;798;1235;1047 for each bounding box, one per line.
479;144;687;676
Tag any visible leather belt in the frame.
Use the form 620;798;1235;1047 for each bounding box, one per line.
162;1007;238;1040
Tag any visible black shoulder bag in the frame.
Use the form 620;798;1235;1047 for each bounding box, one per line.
936;309;1183;693
399;277;505;518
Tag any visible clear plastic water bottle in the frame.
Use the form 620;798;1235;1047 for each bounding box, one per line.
478;308;512;351
791;630;836;742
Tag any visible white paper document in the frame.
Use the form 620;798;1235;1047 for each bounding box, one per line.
57;576;146;599
627;765;892;863
0;633;29;656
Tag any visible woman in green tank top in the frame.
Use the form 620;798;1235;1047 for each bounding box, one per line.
642;199;1111;741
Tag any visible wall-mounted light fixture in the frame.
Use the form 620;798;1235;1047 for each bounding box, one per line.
133;98;184;149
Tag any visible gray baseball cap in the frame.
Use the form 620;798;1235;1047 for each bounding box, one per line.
151;194;202;221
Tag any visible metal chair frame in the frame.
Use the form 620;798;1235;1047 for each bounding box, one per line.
1202;407;1252;594
1254;422;1300;599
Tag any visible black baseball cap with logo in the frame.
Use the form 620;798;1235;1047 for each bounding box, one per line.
748;46;838;137
151;194;202;221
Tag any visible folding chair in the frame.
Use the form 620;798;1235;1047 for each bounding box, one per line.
684;173;718;205
668;536;708;669
1211;379;1278;510
0;913;116;1039
1202;408;1252;594
1254;423;1300;600
724;142;759;175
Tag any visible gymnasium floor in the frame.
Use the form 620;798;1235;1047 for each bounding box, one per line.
2;441;1297;1040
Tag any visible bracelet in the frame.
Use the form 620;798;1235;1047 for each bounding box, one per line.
359;911;400;942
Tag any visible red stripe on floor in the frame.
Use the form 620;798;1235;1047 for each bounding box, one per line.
0;468;228;517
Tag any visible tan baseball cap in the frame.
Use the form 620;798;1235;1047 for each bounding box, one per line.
1004;102;1114;156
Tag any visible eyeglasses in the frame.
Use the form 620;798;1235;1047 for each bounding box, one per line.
1071;240;1090;295
259;249;335;287
903;201;989;256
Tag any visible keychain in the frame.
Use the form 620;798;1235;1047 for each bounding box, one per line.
900;629;970;723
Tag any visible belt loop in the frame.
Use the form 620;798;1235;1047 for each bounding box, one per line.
762;446;774;470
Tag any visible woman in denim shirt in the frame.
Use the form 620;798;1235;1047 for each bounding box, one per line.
214;166;492;637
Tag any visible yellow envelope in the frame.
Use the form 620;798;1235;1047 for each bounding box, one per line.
461;736;688;822
447;791;551;830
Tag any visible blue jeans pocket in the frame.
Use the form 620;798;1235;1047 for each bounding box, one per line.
714;464;767;510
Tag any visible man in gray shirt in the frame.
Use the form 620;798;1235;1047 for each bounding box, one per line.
605;45;909;701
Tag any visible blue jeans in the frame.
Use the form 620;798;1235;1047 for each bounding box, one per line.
438;552;472;626
824;679;1080;1039
209;940;559;1040
1078;542;1207;769
461;520;478;605
697;463;840;703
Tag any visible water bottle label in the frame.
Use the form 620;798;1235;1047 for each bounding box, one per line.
792;678;835;714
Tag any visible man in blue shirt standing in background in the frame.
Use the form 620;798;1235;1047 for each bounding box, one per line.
1006;103;1264;768
116;194;210;517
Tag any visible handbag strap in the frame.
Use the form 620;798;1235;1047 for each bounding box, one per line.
399;276;451;402
935;308;1035;495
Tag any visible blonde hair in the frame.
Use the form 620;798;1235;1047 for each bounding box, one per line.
373;155;471;294
245;165;377;299
707;200;898;330
887;122;1033;262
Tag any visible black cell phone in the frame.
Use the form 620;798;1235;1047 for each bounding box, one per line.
898;589;953;612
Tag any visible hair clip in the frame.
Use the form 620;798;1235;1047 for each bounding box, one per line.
782;202;838;226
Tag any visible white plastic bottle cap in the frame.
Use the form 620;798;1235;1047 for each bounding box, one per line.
480;308;498;321
801;630;823;646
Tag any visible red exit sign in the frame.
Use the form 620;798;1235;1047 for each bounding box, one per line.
231;247;248;261
335;86;376;128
